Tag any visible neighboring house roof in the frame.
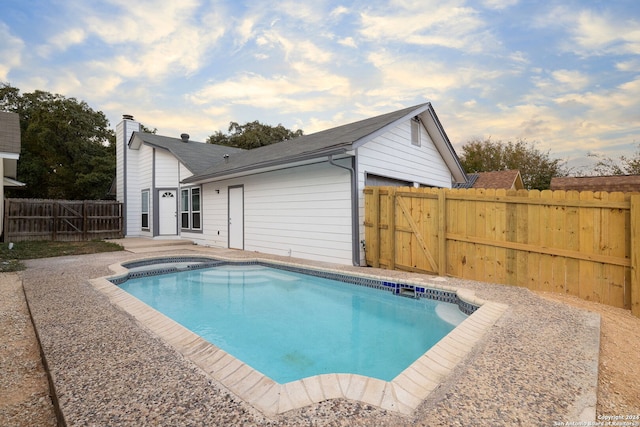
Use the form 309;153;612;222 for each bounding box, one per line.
128;133;245;174
454;170;524;190
184;103;467;184
1;111;21;182
551;175;640;193
0;111;21;157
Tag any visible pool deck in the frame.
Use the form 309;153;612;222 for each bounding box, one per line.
21;238;601;426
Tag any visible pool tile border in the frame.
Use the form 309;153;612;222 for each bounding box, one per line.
109;256;479;316
91;255;508;416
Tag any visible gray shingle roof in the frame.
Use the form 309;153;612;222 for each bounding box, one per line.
0;111;21;155
184;103;433;183
130;133;245;174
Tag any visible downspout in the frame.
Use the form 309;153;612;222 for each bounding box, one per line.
328;155;360;266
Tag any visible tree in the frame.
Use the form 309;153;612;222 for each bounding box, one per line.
207;120;303;149
459;138;569;190
0;83;115;199
587;144;640;176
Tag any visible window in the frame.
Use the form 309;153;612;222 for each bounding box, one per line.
141;190;149;229
180;186;202;231
191;188;201;229
411;116;421;146
181;189;189;228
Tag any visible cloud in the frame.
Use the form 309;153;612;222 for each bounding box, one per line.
358;2;494;53
338;37;357;48
0;23;23;80
481;0;518;9
187;63;352;114
70;0;227;81
533;69;590;93
539;6;640;57
256;29;333;64
571;10;640;55
36;28;86;57
365;50;509;102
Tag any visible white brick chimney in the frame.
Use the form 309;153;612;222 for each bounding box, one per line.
115;114;140;236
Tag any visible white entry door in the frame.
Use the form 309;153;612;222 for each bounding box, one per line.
228;186;244;249
158;190;177;235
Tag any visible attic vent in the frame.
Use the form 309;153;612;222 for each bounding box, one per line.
180;133;189;143
223;154;230;163
122;114;134;120
411;116;421;147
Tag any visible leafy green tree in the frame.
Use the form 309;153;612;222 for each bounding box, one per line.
587;144;640;175
1;83;115;199
207;120;303;149
459;138;569;190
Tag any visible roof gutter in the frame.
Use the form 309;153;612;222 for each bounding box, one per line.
328;154;360;267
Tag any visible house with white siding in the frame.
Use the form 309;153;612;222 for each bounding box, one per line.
116;103;467;265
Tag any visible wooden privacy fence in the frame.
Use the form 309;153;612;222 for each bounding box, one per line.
4;198;123;242
364;187;640;317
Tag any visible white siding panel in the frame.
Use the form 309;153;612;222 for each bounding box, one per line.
179;164;193;181
357;120;452;188
183;184;228;247
154;149;179;187
196;161;353;264
243;162;352;263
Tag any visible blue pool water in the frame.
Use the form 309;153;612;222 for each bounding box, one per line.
119;264;468;383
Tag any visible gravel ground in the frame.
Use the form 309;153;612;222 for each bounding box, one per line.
3;247;613;426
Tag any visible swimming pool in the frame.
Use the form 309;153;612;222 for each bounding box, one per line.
95;255;507;415
118;263;468;383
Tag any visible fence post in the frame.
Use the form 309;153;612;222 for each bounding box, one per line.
389;187;396;270
52;201;57;241
438;189;446;276
631;195;640;317
83;201;88;241
371;188;380;268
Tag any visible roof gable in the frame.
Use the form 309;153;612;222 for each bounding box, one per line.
184;103;466;184
129;132;245;174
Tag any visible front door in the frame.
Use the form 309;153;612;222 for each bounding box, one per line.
158;190;177;235
228;186;244;249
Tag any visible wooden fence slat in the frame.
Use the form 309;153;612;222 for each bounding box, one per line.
438;190;446;276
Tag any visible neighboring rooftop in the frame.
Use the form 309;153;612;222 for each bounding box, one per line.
455;170;524;190
0;111;21;155
551;175;640;193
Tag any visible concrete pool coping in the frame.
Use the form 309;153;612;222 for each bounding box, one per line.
90;254;508;416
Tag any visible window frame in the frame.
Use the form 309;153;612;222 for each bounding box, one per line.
141;189;150;230
180;186;202;232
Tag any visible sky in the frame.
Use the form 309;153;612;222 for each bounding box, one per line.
1;0;639;173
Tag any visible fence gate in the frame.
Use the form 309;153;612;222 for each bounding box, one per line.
3;198;123;242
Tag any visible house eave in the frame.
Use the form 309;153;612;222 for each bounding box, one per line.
421;105;467;183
